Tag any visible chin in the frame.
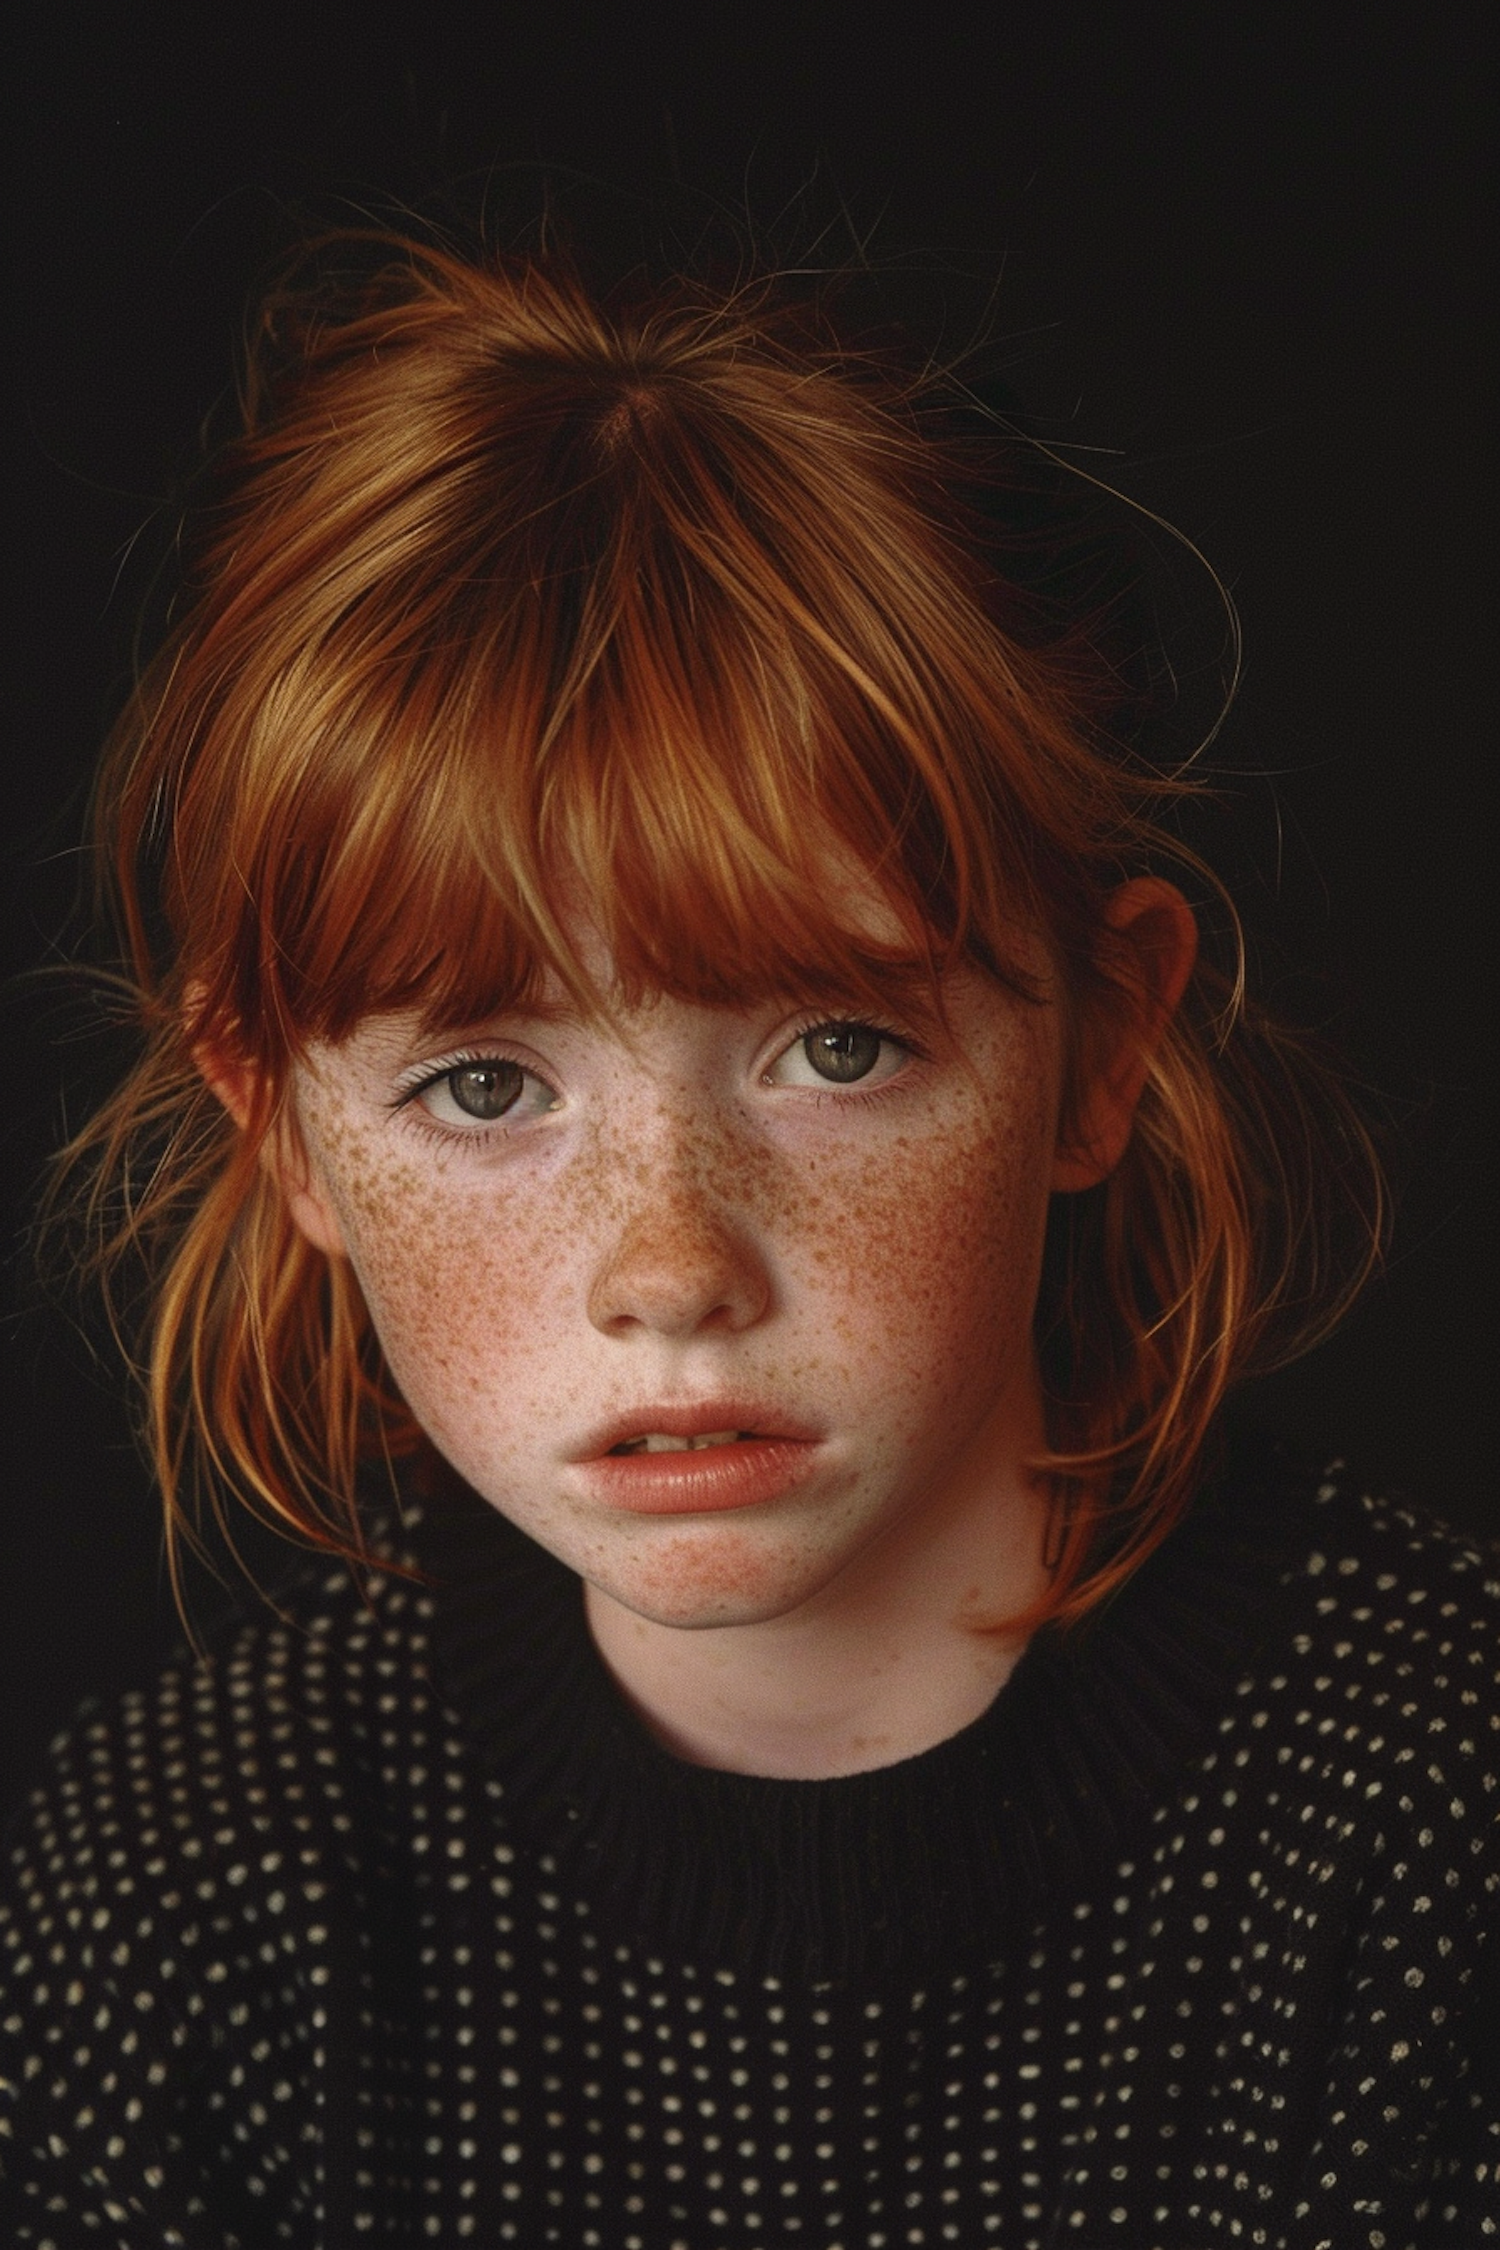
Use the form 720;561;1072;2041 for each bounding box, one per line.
593;1526;842;1632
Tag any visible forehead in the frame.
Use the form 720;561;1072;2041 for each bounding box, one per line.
312;850;987;1049
441;857;1049;1043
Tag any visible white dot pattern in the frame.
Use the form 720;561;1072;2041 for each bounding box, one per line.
1;1469;1496;2245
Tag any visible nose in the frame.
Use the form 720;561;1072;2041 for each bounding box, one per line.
586;1136;772;1341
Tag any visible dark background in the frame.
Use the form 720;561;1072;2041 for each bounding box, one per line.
3;5;1492;1815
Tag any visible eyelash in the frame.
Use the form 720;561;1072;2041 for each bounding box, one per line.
770;1014;920;1097
391;1049;556;1135
391;1015;922;1140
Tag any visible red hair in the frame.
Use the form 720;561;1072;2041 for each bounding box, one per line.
63;231;1382;1628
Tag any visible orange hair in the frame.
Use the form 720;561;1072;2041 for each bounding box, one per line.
62;230;1383;1628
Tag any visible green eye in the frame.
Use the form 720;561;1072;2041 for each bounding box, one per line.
802;1025;884;1083
442;1061;525;1120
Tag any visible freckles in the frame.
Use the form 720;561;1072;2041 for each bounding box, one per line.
803;1119;1018;1299
613;1511;848;1617
624;1524;764;1605
779;1093;1049;1421
302;1125;521;1397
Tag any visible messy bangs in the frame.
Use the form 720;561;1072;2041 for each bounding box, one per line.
157;264;1086;1079
217;570;1050;1063
251;669;976;1058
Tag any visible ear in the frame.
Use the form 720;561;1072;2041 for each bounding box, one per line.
196;1040;350;1260
1051;877;1198;1192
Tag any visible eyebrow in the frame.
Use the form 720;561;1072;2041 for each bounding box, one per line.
412;994;588;1044
405;966;955;1055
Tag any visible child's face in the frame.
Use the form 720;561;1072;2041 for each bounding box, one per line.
280;923;1076;1633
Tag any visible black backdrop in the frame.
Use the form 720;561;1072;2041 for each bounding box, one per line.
3;6;1492;1814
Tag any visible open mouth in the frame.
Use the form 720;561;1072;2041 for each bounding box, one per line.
582;1420;819;1513
609;1430;751;1455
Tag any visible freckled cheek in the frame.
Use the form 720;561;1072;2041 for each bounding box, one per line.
322;1156;585;1419
779;1116;1051;1409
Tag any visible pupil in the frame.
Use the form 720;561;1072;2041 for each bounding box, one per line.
805;1025;881;1083
448;1061;523;1119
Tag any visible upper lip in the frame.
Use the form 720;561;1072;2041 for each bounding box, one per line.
575;1402;823;1460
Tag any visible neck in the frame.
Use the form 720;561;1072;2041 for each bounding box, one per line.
584;1469;1050;1780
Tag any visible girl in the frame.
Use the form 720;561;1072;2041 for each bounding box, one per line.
2;232;1495;2248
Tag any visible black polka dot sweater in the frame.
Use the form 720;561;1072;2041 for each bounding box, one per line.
2;1448;1497;2248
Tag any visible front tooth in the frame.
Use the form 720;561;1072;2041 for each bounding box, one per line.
627;1430;743;1453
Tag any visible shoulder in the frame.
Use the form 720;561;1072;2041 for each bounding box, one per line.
1246;1464;1500;1738
0;1550;445;1974
1194;1460;1500;1908
0;1546;464;2233
1187;1470;1500;2197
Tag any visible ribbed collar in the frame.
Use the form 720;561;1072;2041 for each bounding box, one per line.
413;1437;1313;1982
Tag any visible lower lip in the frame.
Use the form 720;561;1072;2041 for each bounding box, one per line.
577;1438;820;1515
